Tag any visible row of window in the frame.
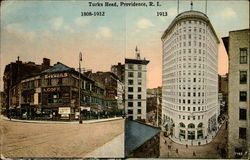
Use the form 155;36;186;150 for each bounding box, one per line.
128;72;142;78
179;122;203;128
179;129;203;140
127;101;142;107
128;64;142;70
128;79;142;85
128;87;142;92
178;115;204;120
128;94;142;99
127;109;141;114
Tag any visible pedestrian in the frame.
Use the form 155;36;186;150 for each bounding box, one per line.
164;140;167;144
186;144;188;148
193;151;196;156
176;148;178;153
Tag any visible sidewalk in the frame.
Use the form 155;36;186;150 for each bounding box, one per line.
1;116;123;124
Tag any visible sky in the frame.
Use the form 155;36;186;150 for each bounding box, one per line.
0;0;249;90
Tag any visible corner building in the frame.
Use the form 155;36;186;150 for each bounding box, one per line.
161;11;219;145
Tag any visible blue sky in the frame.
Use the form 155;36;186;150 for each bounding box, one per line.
1;0;249;90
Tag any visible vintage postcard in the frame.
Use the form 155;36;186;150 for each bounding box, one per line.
0;0;249;159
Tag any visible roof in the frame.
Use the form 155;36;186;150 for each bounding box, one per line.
125;58;150;65
41;62;74;74
161;10;220;43
125;119;160;156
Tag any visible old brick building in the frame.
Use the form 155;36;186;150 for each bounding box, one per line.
3;58;51;115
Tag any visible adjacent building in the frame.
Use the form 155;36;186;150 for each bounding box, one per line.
125;47;149;121
146;87;162;126
3;57;51;114
222;29;249;158
161;10;220;144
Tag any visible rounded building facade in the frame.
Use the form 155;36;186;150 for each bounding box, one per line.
161;11;219;145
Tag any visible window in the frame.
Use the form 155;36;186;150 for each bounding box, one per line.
138;65;142;70
128;79;133;85
138;102;141;107
188;123;195;128
239;91;247;101
128;94;133;99
128;102;133;107
138;87;142;92
137;109;141;114
128;64;134;70
197;130;203;139
138;72;142;78
138;95;141;99
239;127;246;139
128;109;133;114
179;122;185;127
138;79;142;85
57;78;62;85
128;87;133;92
47;79;52;85
239;108;247;120
239;48;247;64
240;71;247;84
128;72;134;77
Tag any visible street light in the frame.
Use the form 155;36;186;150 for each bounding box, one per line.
79;52;83;124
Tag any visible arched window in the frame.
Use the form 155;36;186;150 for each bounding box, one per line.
198;123;203;128
188;123;195;128
179;122;185;128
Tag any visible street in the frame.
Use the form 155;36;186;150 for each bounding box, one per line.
160;121;228;158
0;119;124;158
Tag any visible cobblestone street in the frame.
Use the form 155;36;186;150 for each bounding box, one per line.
0;119;124;158
160;121;228;158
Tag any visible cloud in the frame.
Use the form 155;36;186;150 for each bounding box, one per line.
51;17;64;30
4;23;36;40
95;27;112;39
137;18;155;29
74;17;90;27
220;8;237;20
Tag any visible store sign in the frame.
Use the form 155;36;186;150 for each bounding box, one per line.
59;107;71;114
45;73;68;79
43;87;60;92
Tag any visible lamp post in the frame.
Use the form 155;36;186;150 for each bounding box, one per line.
79;52;83;124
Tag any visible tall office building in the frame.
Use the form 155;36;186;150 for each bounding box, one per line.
222;29;249;158
161;11;220;145
125;47;149;120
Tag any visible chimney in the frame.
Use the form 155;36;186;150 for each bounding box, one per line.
42;58;50;69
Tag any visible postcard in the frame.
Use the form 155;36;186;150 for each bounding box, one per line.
0;0;249;159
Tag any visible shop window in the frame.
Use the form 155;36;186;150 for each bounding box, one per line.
179;129;186;139
197;130;203;139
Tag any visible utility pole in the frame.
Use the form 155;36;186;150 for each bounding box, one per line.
79;52;83;124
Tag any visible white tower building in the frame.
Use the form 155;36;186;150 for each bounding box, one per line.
125;47;149;120
161;11;220;145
